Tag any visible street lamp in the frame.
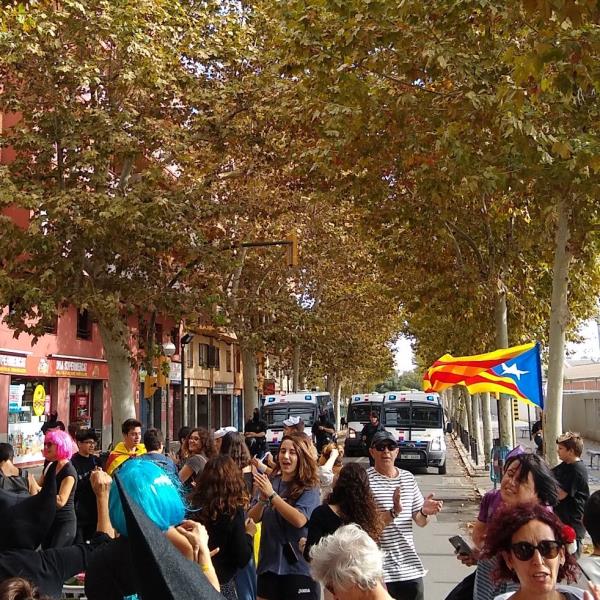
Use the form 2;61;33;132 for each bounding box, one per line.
162;341;176;454
180;333;195;427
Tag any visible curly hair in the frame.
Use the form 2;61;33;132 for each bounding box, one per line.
327;463;384;541
221;432;251;469
483;503;579;584
182;427;215;459
189;455;249;523
273;433;319;503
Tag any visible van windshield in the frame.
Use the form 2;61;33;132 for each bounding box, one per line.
384;404;442;429
348;404;380;423
264;407;315;429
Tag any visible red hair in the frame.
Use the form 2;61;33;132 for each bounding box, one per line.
483;503;579;584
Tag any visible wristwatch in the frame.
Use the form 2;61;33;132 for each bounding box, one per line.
419;508;429;518
267;491;278;505
390;507;399;519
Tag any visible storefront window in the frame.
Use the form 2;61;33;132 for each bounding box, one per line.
8;378;49;465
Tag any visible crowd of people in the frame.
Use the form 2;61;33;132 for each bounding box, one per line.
0;412;599;600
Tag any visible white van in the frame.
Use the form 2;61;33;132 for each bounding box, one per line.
261;391;333;454
344;393;385;456
382;391;447;474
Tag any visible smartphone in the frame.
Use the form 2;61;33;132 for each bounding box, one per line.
449;535;474;556
282;541;299;564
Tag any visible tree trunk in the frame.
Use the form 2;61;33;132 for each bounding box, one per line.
465;389;474;435
457;387;468;431
292;346;300;393
495;279;514;448
481;391;493;466
472;393;484;465
335;380;342;431
545;199;573;466
242;346;258;422
99;322;135;446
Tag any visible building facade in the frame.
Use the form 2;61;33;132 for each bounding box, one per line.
182;328;244;431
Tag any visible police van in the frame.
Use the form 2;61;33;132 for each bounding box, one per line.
344;393;385;456
382;391;447;474
261;391;333;454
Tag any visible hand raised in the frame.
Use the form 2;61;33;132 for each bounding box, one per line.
422;493;443;516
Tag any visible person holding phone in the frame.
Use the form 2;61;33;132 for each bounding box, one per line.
248;432;320;600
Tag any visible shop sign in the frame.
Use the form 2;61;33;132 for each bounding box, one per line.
32;385;46;417
0;354;27;375
213;382;234;393
55;360;88;377
169;361;181;383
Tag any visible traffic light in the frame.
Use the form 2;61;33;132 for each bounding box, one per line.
144;375;158;399
287;232;298;267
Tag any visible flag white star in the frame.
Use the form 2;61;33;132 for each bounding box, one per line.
500;363;529;380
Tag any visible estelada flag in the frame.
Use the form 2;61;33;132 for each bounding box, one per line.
423;342;544;409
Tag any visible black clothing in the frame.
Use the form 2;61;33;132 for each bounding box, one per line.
0;463;57;551
304;504;342;561
360;421;385;449
0;468;30;495
42;461;77;549
85;536;137;600
244;417;267;456
71;453;101;542
552;460;590;539
311;419;335;454
257;572;319;600
204;508;253;584
0;533;110;600
386;578;424;600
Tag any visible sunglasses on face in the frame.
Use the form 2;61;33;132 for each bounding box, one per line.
373;443;397;452
510;540;561;561
44;442;55;448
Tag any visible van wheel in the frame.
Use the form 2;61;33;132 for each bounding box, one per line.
438;463;447;475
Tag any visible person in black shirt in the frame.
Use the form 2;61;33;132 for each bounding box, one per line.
40;430;77;549
360;412;384;465
553;431;590;556
311;413;335;455
71;429;101;543
244;408;267;458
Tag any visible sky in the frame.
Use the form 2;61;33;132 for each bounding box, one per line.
394;318;600;374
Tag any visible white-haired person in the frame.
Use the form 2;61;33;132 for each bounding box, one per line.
309;523;393;600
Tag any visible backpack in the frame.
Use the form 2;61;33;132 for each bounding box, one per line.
0;468;30;495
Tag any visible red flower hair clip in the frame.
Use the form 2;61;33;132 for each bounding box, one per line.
561;525;576;544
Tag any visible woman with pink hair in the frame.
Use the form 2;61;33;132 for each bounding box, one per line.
39;429;78;548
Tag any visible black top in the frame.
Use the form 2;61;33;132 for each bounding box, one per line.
312;420;334;452
49;461;77;521
244;418;267;435
552;460;590;538
71;453;100;525
202;508;253;583
360;422;385;448
304;504;343;561
0;533;110;599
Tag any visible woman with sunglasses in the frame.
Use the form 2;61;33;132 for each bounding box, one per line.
483;502;600;600
452;450;560;600
178;427;215;487
248;432;320;600
39;430;78;548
